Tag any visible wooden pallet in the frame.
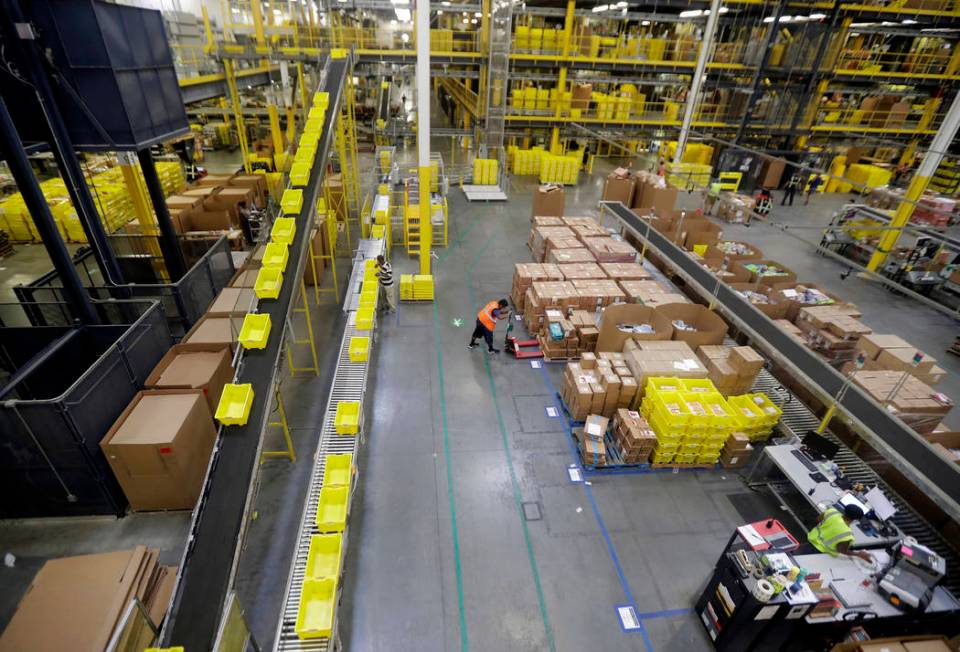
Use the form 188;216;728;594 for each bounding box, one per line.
650;462;718;471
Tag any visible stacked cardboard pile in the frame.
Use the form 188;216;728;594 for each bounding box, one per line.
557;262;607;280
511;263;564;312
849;334;946;386
0;547;176;651
568;221;608;240
532;216;565;227
619;280;689;307
599;262;651;281
546;247;596;263
571;278;626;309
611;408;657;463
658;303;728;348
602;167;636;204
577;414;609;466
538;309;586;359
795;305;872;367
729;283;786;319
545;235;587;261
570;310;600;350
581;236;638;263
775;318;806;344
528;226;575;261
563;216;603;229
769;283;841;321
696;345;764;395
631;171;678;215
523;281;578;334
622;339;708;399
720;431;754;469
560;353;639;420
850;370;954;435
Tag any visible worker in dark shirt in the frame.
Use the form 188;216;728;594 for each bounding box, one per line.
468;298;509;354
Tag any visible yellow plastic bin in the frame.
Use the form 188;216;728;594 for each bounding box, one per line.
324;453;353;486
254;266;284;300
290;162;311;187
215;383;254;426
295;577;337;639
238;313;272;349
271;217;296;244
334;401;360;435
316;485;349;532
281;189;304;215
262;242;290;270
356;306;374;330
349;336;370;362
305;534;344;581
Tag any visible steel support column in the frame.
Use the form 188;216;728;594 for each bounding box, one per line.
734;0;787;144
674;0;720;164
0;97;98;324
137;149;188;280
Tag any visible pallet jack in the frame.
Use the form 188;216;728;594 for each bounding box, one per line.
504;310;543;359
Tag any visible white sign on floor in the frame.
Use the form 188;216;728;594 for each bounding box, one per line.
567;467;582;483
545;406;559;418
617;605;641;631
530;360;542;369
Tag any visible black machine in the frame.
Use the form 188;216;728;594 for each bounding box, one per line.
877;541;946;611
802;431;840;461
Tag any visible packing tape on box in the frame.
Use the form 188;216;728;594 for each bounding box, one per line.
753;579;775;603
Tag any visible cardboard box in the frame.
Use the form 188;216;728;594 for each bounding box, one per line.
623;339;708;398
145;343;234;413
729;346;764;376
532;184;565;218
730;283;786;319
166;194;201;211
581;236;638;263
229;174;268;206
602;168;636;205
876;347;936;374
546;247;596;263
857;333;913;361
207;287;256;316
584;414;609;441
182;314;245;351
656;303;728;348
902;641;952;652
733;259;797;285
571;83;592;109
599;262;651;281
857;644;908;652
716;240;763;263
596;303;673;352
533;216;565;227
769;283;842;321
196;173;234;188
101;389;217;511
180;210;234;232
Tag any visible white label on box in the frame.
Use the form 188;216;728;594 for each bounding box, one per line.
782;289;798;298
568;467;582;482
545;406;559;418
515;313;522;321
617;606;641;630
755;605;779;621
530;360;542;369
586;422;602;437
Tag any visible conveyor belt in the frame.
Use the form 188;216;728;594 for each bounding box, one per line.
603;201;960;522
159;57;348;651
750;371;960;595
273;238;385;651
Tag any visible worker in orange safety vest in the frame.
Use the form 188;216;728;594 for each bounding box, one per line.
468;298;509;354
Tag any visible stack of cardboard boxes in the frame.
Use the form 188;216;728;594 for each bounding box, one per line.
571;278;627;309
850;371;954;435
540;309;601;359
547;246;597;263
560;353;639;420
619;279;689;307
557;262;607;280
0;547;176;651
720;431;754;469
582;236;638;263
850;334;946;386
696;345;764;395
611;408;657;463
511;263;564;312
528;226;575;262
577;414;609;466
622;339;709;399
523;280;578;334
599;262;651;281
795;305;873;367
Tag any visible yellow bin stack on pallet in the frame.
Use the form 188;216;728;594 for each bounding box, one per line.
508;146;544;176
666;163;713;191
539;153;580;185
473;158;499;185
726;393;782;442
641;378;750;464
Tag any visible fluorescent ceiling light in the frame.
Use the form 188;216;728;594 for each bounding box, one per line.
401;33;409;42
641;19;650;25
616;1;628;7
442;0;450;4
463;17;469;23
679;9;702;17
902;19;917;24
475;11;482;16
395;7;410;21
592;5;609;13
390;18;397;24
471;17;477;23
810;13;826;19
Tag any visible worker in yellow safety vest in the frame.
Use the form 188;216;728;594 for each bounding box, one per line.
468;298;509;354
806;503;873;561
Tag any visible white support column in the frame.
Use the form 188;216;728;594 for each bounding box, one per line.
417;0;433;275
674;0;721;165
280;61;292;108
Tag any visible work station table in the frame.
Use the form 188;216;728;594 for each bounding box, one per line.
747;444;902;549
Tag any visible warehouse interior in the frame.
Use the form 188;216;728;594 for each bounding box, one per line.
1;1;960;651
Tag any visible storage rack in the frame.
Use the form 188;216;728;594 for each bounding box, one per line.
273;235;385;652
159;56;349;651
601;200;960;524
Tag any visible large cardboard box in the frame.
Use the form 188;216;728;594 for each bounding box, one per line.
166;194;201;211
623;339;708;398
179;210;234;232
768;283;841;321
856;333;912;360
547;247;596;263
656;303;728;348
571;83;592;109
101;390;217;511
145;343;234;413
603;168;636;205
729;282;786;319
196;173;234;188
733;259;797;285
532;184;565;218
634;179;678;215
595;303;673;352
876;347;937;374
207;286;257;316
182;314;245;351
581;236;638;263
229;174;268;205
716;240;763;263
183;186;221;199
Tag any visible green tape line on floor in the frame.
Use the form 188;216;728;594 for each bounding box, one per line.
466;232;558;652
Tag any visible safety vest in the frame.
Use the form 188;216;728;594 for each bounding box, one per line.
478;301;499;331
808;507;854;556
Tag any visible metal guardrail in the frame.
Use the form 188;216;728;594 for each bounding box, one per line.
602;200;960;523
